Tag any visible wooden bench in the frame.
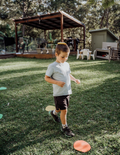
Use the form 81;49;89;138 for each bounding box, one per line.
95;42;118;62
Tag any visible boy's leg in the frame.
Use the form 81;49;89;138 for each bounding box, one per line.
59;96;74;137
49;110;60;123
49;109;61;123
53;109;60;115
56;109;60;113
60;109;67;127
60;109;75;137
49;97;61;123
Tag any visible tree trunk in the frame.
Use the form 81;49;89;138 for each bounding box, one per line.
99;10;106;29
106;8;109;28
22;0;25;36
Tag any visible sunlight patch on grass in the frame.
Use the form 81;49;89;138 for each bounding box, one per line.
0;70;45;80
69;59;106;65
82;74;119;85
0;61;46;72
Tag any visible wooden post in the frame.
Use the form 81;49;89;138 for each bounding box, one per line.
83;26;85;48
74;39;76;52
44;30;46;40
15;23;18;53
61;14;63;42
44;30;47;48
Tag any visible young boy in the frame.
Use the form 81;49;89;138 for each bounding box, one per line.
45;42;80;137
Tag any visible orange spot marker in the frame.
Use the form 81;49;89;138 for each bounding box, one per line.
73;140;91;152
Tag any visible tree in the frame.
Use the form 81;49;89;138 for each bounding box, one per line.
87;0;119;28
0;0;48;37
108;4;120;34
49;0;82;15
0;0;119;45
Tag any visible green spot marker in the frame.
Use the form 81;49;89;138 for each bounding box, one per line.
0;114;3;119
0;87;7;90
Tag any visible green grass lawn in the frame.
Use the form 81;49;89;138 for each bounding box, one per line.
0;56;120;155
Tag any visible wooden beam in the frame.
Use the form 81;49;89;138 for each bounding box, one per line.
63;18;75;27
42;19;60;29
60;11;84;27
44;30;46;40
61;14;63;42
41;14;61;20
34;20;57;29
15;18;40;24
14;15;61;25
16;53;55;59
25;22;48;29
15;23;18;53
46;25;83;30
83;26;85;48
23;22;83;30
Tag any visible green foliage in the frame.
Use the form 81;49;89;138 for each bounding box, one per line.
0;12;8;20
6;24;12;37
50;0;82;14
88;0;115;8
0;37;4;40
0;24;22;42
0;31;7;37
87;0;97;5
0;0;120;43
102;0;115;8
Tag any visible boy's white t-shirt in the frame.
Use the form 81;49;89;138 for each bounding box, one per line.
46;61;72;96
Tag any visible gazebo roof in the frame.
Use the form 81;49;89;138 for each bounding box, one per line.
14;11;85;30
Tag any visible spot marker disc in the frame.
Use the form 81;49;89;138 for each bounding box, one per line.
0;87;7;90
74;140;91;152
45;105;55;111
0;114;3;119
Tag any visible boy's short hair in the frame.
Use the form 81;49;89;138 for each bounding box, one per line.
55;42;70;55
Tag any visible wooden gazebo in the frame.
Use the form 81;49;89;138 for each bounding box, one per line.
14;11;85;58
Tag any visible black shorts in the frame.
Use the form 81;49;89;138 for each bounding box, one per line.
54;95;70;110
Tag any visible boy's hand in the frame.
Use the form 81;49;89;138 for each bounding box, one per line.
70;74;80;84
45;75;65;87
75;79;80;84
57;81;65;87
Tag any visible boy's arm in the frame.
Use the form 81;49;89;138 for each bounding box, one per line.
70;74;80;84
45;75;65;87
